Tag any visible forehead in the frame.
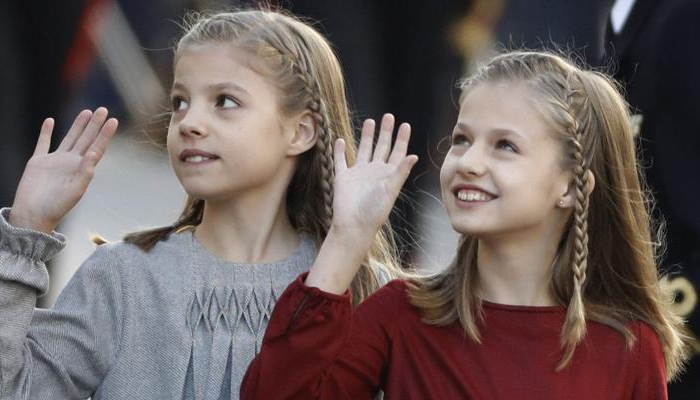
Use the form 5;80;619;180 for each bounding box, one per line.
172;43;268;89
458;81;555;141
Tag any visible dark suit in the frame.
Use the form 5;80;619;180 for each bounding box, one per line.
606;1;700;397
495;0;614;66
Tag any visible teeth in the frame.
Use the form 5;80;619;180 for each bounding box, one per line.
184;155;212;163
457;190;492;202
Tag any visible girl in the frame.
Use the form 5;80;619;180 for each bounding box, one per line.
0;9;402;400
241;50;689;399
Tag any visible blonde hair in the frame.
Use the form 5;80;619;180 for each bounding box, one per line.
122;9;403;304
408;50;688;378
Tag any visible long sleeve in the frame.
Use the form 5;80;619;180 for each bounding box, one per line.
241;273;400;400
0;208;125;400
631;323;668;400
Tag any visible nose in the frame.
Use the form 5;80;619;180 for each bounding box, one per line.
178;105;208;138
457;144;487;177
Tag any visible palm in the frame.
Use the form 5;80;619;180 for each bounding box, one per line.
332;114;417;234
10;108;118;232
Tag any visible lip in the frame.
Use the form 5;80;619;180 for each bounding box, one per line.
451;184;498;206
179;148;220;162
451;184;497;197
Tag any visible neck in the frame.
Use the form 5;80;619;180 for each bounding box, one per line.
194;192;300;264
475;225;565;307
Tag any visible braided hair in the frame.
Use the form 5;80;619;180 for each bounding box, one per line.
408;50;688;377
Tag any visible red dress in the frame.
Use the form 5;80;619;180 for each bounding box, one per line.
242;274;667;399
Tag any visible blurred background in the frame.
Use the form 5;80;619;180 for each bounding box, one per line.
2;0;698;397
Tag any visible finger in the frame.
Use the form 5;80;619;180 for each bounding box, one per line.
388;122;411;166
33;118;55;156
77;145;107;194
356;119;375;162
58;110;92;151
371;113;394;163
84;118;119;166
391;155;419;186
73;107;109;155
77;151;99;183
334;138;347;172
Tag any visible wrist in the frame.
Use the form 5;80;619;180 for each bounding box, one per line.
305;225;374;294
328;221;377;244
8;207;55;234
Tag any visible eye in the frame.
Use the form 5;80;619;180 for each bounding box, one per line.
496;139;518;152
171;96;188;112
216;95;239;109
451;133;470;146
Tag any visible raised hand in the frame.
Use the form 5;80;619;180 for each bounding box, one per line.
332;113;418;236
306;114;417;294
9;108;118;233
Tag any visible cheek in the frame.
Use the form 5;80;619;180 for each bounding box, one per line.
438;164;451;197
439;155;456;183
166;127;179;160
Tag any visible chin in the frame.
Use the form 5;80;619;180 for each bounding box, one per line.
176;177;225;199
448;215;508;237
179;186;224;202
450;222;484;237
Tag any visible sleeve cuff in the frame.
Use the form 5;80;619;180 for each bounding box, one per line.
0;207;66;261
295;271;352;302
0;207;67;295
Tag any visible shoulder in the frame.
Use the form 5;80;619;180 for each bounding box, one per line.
628;321;669;395
88;231;191;270
356;279;416;318
631;321;665;365
350;279;419;340
362;279;409;301
69;241;138;285
586;319;664;359
85;240;143;270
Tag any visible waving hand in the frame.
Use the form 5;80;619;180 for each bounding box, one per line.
9;108;118;233
307;114;417;293
332;114;417;234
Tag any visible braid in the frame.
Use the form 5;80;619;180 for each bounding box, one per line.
122;198;204;251
284;30;378;303
310;97;335;231
273;27;335;232
558;73;591;369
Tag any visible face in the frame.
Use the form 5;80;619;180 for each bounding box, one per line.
167;43;298;202
440;81;572;239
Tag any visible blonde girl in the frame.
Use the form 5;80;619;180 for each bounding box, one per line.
242;50;688;399
0;9;400;400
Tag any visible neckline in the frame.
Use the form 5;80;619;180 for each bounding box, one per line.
481;299;566;313
180;230;315;268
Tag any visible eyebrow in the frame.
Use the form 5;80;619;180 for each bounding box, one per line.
171;81;251;96
455;122;527;141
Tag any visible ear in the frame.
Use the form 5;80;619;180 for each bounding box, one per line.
287;111;318;156
556;170;596;208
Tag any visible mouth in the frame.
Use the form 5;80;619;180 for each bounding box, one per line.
453;186;497;203
179;149;220;164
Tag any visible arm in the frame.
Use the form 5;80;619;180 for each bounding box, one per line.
0;108;118;399
242;114;417;399
243;274;404;399
0;212;126;399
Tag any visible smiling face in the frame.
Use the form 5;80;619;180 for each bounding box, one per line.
440;81;573;239
167;42;299;203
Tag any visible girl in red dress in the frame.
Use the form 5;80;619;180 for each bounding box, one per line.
241;50;689;399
